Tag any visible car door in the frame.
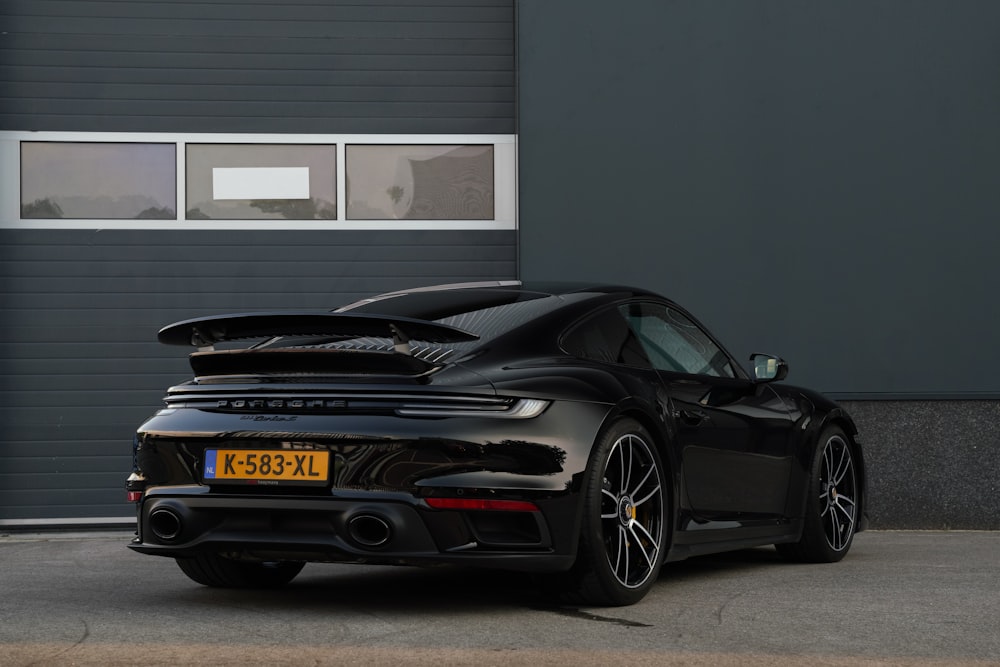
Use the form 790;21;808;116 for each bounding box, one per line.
619;301;795;521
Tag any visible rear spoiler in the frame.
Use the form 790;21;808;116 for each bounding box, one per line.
157;312;479;351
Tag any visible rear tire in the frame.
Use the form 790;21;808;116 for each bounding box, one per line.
175;553;304;588
778;426;858;563
558;418;667;606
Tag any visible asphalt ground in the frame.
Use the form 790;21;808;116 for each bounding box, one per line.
0;530;997;667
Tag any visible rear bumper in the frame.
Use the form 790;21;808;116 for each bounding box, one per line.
129;486;578;572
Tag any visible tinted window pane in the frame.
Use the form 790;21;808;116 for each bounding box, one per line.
332;289;569;353
186;144;336;220
562;307;651;367
621;303;735;377
20;142;176;219
347;145;494;220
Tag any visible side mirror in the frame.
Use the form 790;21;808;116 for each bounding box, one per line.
750;353;788;383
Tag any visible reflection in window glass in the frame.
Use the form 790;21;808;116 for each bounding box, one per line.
20;142;176;219
561;307;652;367
347;145;493;220
621;303;735;378
186;145;336;220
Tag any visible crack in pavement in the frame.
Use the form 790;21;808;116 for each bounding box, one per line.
24;619;90;667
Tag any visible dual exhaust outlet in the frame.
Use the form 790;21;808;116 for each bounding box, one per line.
147;507;393;550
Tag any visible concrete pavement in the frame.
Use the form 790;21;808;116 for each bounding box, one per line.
0;530;997;666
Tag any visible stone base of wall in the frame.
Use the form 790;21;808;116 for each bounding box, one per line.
839;400;1000;529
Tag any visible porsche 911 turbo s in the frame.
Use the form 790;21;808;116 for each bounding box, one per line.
126;281;867;606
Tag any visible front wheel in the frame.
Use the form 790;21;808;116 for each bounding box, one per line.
778;426;859;563
175;553;304;588
560;418;667;606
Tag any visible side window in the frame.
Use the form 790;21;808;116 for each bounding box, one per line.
620;302;735;378
562;308;651;367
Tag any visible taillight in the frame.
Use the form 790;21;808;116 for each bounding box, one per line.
424;497;539;512
396;398;549;419
126;472;146;503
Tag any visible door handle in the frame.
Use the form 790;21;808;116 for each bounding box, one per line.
676;409;709;426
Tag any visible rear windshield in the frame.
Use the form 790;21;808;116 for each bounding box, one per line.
338;289;568;349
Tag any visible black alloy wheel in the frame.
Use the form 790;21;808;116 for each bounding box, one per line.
563;418;666;606
778;426;858;562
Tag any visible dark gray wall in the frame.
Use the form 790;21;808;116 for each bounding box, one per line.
516;1;1000;530
0;229;517;521
0;0;514;134
517;1;1000;398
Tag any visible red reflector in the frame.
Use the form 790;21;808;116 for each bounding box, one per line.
126;491;143;503
424;497;539;512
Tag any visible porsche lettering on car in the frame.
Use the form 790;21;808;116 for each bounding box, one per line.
127;281;867;606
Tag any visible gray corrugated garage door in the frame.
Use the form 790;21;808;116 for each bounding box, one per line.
0;0;516;524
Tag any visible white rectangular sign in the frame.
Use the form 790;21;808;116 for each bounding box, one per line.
212;167;310;200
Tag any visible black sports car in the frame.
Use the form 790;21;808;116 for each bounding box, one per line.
127;281;867;606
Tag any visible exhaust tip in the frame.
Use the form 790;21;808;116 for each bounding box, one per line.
347;513;392;548
149;508;182;542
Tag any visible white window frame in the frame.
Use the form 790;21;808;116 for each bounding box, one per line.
0;131;517;230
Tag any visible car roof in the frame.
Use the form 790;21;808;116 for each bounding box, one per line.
331;281;682;350
337;280;659;312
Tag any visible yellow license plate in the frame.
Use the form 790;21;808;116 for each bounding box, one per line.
204;449;329;484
